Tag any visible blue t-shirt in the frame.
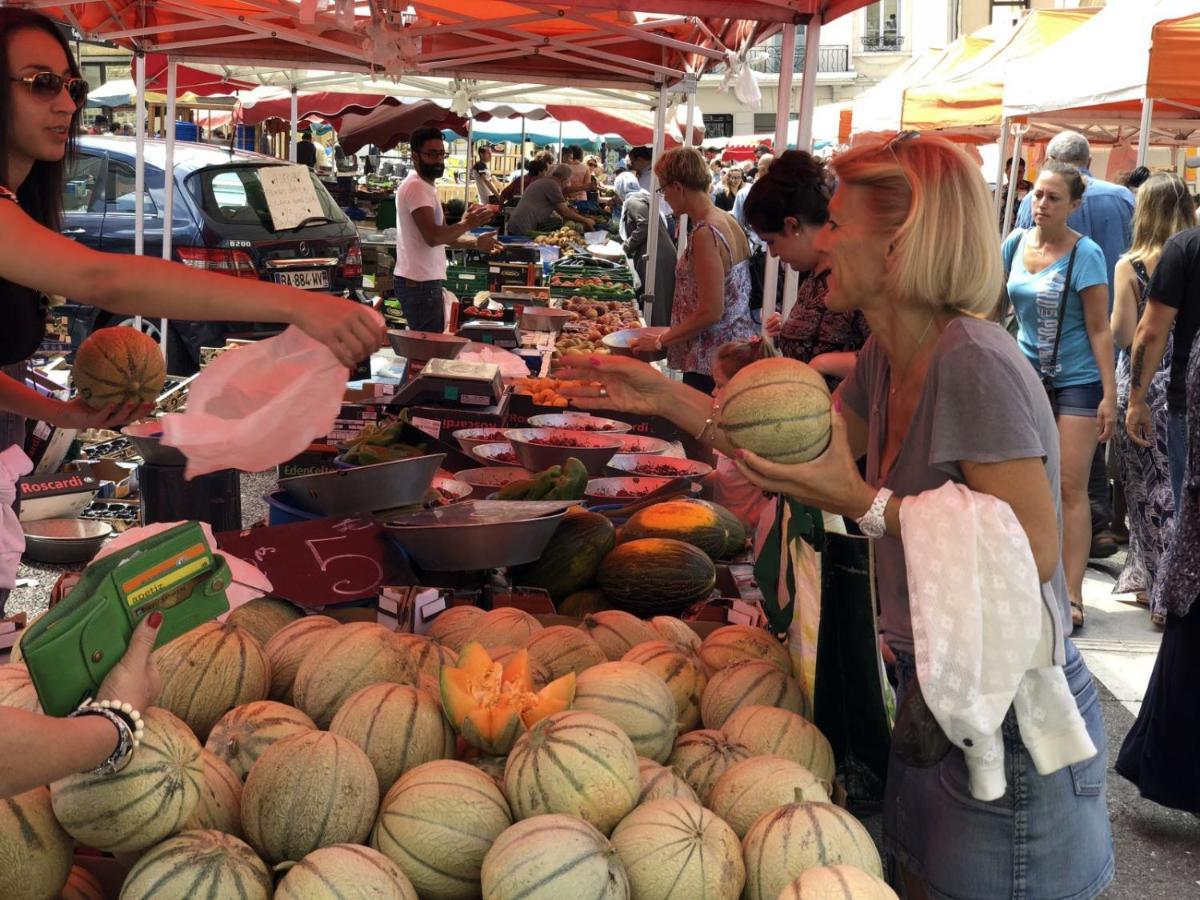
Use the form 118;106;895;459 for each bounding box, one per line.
1003;231;1107;388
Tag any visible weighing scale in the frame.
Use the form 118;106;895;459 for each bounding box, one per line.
388;358;506;411
456;319;520;349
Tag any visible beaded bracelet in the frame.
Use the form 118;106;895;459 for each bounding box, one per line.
68;699;144;776
694;400;721;442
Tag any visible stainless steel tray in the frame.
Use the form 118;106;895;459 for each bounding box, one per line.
278;453;445;516
387;329;469;361
121;421;188;467
23;519;112;564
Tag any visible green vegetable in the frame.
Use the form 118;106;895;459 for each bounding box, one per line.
496;478;535;500
546;457;588;501
526;466;562;501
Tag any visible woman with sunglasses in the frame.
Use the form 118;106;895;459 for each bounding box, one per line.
557;133;1113;899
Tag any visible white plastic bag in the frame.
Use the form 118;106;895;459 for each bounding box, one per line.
161;326;347;479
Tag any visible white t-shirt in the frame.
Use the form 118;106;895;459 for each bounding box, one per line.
394;172;447;282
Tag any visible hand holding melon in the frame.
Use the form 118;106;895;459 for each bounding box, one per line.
71;326;165;411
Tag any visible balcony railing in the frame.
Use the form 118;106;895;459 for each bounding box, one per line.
861;33;904;52
745;44;852;75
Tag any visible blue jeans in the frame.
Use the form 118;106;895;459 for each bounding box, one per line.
396;278;446;334
1168;408;1188;512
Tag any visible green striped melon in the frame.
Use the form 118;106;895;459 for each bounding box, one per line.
610;798;744;900
511;508;617;600
717;358;832;464
372;759;513;899
52;708;203;853
0;663;40;712
619;498;732;560
292;622;416;727
777;864;899;900
118;829;271;900
523;624;607;679
623;640;708;732
491;643;553;689
330;682;455;795
578;609;658;660
1;786;72;900
700;660;804;729
721;705;835;790
263;615;340;704
204;700;316;780
153;622;271;741
241;731;378;864
226;596;303;645
504;710;640;834
707;755;829;839
573;661;678;763
695;499;748;559
481;814;629;900
276;844;417;899
466;606;544;650
698;623;792;674
742;802;883;900
184;749;243;837
667;729;751;804
426;605;486;651
395;631;458;684
637;757;699;805
598;538;717;613
60;865;106;900
650;616;702;654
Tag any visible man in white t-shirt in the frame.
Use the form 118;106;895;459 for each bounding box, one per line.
395;128;495;333
472;144;502;205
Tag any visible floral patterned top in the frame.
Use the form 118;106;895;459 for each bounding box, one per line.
1159;338;1200;618
668;220;756;376
776;271;870;382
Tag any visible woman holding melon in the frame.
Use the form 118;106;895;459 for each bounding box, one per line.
558;132;1114;899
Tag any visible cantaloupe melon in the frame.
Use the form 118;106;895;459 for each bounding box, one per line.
60;865;106;900
777;864;900;900
717;357;832;464
372;759;513;900
465;606;543;649
0;662;40;712
73;326;166;410
523;624;607;679
700;659;804;729
490;643;553;689
184;749;243;837
226;596;303;645
263;615;340;704
1;786;73;900
481;814;629;900
721;705;835;790
153;621;271;741
573;660;678;763
650;616;701;654
395;631;458;684
292;622;415;728
667;729;751;804
330;682;455;794
610;797;744;900
504;710;640;835
707;755;829;839
52;708;203;853
698;623;792;674
637;757;699;805
623;639;708;732
275;844;417;899
742;802;883;900
241;731;378;864
204;700;316;780
578;609;659;660
426;605;486;651
118;829;271;900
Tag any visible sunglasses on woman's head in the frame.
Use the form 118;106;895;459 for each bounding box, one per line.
11;72;89;108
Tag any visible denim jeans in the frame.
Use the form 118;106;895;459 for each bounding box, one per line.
396;278;446;334
1168;408;1188;512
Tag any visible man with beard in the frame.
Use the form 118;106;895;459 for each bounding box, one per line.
395;127;495;332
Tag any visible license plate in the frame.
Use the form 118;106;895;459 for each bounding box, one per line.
274;269;331;290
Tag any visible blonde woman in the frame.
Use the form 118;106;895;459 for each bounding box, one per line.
1110;174;1194;624
556;133;1113;899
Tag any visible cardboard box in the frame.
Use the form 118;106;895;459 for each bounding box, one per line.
23;420;78;476
17;471;100;522
488;261;539;290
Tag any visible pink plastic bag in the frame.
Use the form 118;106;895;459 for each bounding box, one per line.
161;326;347;479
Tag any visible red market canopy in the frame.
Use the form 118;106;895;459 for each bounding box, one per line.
337;101;468;154
237;88;404;126
142;54;254;96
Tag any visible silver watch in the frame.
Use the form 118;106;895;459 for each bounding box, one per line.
856;487;894;539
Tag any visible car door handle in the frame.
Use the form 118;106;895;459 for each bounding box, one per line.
60;228;86;236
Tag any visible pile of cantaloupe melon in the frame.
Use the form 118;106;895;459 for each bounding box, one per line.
0;596;896;899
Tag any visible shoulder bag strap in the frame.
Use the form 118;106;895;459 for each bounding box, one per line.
1044;241;1080;381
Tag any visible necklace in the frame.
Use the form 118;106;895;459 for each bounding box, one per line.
889;314;936;397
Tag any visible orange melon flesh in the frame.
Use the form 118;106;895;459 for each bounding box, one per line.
522;672;576;727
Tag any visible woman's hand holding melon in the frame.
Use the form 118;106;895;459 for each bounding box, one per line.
553;354;677;418
293;296;386;369
50;397;154;430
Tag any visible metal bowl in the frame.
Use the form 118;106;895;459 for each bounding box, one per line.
612;434;673;455
519;307;575;333
528;412;633;434
471;442;521;467
432;477;473;505
121;421;187;467
606;454;714;480
453;427;516;455
584;476;674;503
278;453;445;516
602;327;669;362
455;466;533;499
387;329;469;361
504;428;624;476
22;519;112;564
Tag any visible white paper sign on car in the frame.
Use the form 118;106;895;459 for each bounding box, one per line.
258;164;325;230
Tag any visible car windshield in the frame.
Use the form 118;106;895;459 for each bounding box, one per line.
194;165;344;230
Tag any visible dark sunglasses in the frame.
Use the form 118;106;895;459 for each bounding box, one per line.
11;72;90;109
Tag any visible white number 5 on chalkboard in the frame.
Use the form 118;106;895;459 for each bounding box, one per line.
304;535;384;596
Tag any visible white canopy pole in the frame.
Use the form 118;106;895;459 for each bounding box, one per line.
677;78;698;259
1137;98;1154;167
782;14;822;323
643;82;669;326
288;85;299;161
992;117;1011;230
518;114;527;196
160;60;177;360
133;52;146;331
465;118;474;206
558;119;564;162
1001;123;1028;242
761;23;797;332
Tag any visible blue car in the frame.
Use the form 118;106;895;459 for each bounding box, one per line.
61;136;364;373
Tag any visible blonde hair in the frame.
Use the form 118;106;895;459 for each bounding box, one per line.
654;147;711;192
831;134;1003;316
715;335;778;375
1127;173;1194;266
